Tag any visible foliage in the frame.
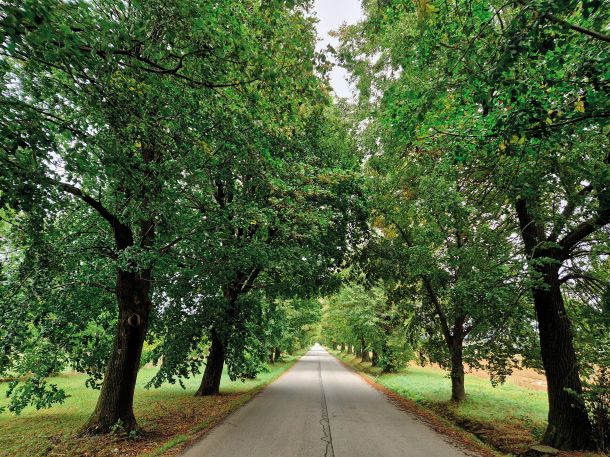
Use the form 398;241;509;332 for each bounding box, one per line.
322;282;411;372
334;0;609;448
0;0;365;427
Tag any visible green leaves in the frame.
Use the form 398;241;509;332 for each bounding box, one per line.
0;0;365;416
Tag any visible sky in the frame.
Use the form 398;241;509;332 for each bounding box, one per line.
313;0;363;98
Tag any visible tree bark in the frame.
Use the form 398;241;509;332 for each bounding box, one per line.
360;337;370;362
371;350;379;367
274;347;281;362
82;269;152;434
423;277;467;402
534;264;592;449
195;330;225;396
450;339;466;402
347;344;353;354
340;342;345;352
516;198;594;449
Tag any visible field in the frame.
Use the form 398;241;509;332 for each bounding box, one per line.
0;357;300;457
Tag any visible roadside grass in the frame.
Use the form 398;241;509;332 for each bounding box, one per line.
0;354;301;457
333;352;604;457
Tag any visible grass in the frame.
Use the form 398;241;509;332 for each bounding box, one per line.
334;352;535;452
334;352;606;457
0;354;302;457
379;364;548;432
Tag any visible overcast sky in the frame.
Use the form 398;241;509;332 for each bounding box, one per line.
313;0;363;98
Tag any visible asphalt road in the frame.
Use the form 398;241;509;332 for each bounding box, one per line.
182;345;473;457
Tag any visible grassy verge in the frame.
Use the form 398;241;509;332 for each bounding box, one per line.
332;351;604;457
0;354;302;457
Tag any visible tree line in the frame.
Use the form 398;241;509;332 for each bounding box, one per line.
0;0;365;435
321;0;609;452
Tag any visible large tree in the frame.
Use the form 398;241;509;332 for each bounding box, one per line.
359;153;534;401
0;0;345;433
148;102;367;396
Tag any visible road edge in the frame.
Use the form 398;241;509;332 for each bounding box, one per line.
327;349;503;457
145;352;306;457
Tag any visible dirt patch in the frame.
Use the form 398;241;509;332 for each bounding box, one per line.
39;393;249;457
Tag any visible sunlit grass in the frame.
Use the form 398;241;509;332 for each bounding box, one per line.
0;356;300;457
335;352;548;440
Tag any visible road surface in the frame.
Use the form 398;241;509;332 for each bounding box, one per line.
182;345;473;457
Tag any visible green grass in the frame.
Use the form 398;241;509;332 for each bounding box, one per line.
0;355;301;457
379;364;548;429
334;352;550;453
141;434;189;457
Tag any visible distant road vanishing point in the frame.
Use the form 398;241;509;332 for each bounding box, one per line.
182;345;473;457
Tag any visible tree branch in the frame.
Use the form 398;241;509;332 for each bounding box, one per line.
422;277;453;345
53;181;134;249
542;12;610;43
549;183;594;242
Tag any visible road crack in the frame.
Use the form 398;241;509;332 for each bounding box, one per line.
318;357;335;457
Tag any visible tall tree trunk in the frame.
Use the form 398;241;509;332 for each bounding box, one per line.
195;330;225;396
347;344;353;354
82;269;152;434
269;348;275;364
371;350;379;367
449;339;466;402
516;199;594;449
340;342;345;352
360;337;370;362
274;347;281;362
534;265;592;449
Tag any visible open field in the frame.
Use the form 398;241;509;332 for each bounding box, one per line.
0;356;300;457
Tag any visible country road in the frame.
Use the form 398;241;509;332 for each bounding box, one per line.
182;345;474;457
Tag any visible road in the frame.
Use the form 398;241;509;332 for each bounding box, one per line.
182;345;473;457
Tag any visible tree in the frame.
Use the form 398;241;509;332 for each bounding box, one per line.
358;154;534;400
1;0;356;432
336;0;609;448
150;101;367;396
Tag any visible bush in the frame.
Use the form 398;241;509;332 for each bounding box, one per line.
583;368;609;452
378;333;412;373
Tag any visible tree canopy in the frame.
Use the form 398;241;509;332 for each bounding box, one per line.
1;0;608;453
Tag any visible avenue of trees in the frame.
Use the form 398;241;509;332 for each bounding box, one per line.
0;0;608;454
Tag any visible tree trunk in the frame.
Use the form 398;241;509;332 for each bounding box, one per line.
534;265;592;449
372;350;379;367
360;337;370;362
195;330;225;396
347;344;353;354
82;269;152;434
449;340;466;402
515;198;595;449
340;342;345;352
274;347;281;362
